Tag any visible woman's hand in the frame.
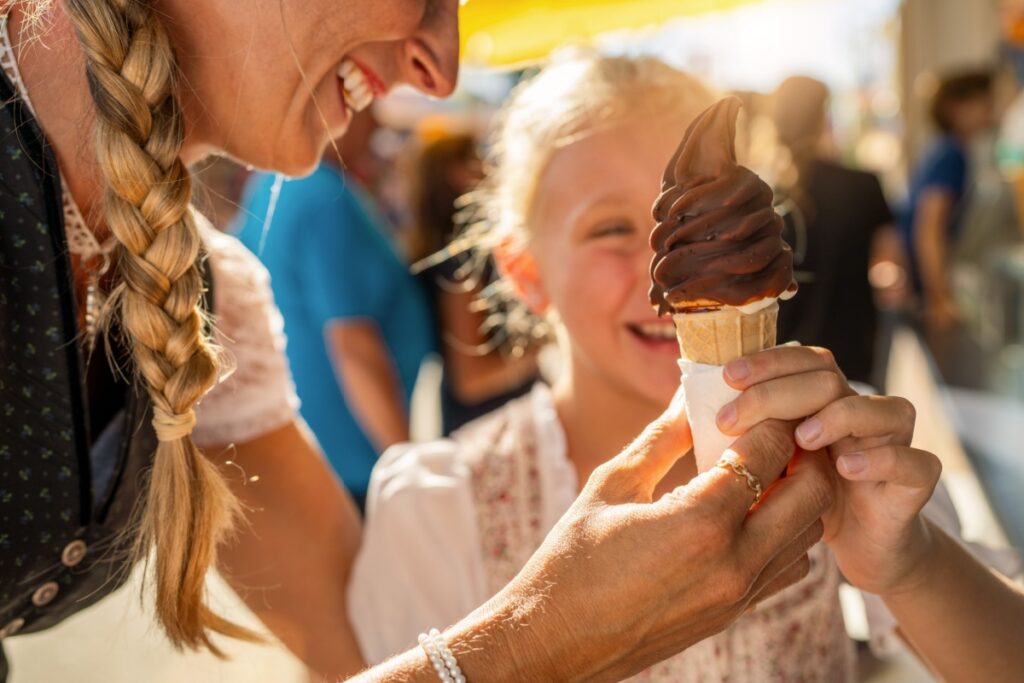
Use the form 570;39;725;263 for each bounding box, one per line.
354;389;834;682
467;394;831;682
716;346;942;596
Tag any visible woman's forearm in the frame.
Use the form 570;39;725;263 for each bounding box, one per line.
214;422;367;680
349;592;554;682
882;520;1024;682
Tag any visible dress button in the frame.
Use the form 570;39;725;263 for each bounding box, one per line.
31;581;59;607
0;617;25;639
61;539;87;567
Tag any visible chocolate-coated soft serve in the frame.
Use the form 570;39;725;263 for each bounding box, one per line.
649;97;797;316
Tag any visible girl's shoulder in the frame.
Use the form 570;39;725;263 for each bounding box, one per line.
362;386;552;603
371;387;542;499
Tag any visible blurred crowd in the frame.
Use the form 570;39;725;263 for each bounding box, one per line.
190;57;1023;509
171;41;1024;679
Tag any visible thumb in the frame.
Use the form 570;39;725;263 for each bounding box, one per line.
593;387;693;504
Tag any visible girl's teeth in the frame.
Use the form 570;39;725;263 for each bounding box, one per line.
354;89;372;110
637;324;676;340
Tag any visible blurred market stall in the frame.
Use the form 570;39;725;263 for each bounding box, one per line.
459;0;758;67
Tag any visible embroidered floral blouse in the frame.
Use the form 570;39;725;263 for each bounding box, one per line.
349;384;858;681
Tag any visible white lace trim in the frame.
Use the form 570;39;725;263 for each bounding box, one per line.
1;14;113;261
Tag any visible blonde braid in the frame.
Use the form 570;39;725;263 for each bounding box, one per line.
64;0;257;653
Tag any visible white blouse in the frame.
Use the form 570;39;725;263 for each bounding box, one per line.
192;219;300;447
349;384;859;681
348;383;1020;679
348;385;579;666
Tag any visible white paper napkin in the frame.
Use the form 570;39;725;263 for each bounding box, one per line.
678;359;740;472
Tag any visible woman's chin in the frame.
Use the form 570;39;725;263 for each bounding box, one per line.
255;132;334;178
273;146;324;179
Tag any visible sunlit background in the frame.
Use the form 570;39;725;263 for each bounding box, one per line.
8;1;1023;681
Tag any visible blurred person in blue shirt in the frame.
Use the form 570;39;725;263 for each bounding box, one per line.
234;112;434;511
901;70;995;329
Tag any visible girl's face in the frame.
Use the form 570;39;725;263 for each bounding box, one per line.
164;0;460;175
528;119;689;408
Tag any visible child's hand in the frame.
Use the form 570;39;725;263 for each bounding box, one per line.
793;390;941;596
717;346;942;595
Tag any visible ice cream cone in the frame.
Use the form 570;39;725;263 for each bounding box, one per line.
672;301;778;365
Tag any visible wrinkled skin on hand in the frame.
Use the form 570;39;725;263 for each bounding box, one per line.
488;394;832;682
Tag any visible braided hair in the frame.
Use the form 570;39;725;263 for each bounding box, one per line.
61;0;256;653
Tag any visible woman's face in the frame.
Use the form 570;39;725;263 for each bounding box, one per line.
528;118;689;408
165;0;459;175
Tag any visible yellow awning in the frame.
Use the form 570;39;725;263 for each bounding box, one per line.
460;0;761;68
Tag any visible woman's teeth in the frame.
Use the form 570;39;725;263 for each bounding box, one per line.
338;59;374;112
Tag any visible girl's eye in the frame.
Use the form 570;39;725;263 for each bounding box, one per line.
589;222;635;239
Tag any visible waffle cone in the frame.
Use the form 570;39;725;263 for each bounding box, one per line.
673;302;778;365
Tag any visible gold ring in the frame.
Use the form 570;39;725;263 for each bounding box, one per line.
715;456;763;504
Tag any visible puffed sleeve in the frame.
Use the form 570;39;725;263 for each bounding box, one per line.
346;440;490;665
191;216;300;448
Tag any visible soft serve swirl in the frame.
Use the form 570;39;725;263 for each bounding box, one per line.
649;97;796;316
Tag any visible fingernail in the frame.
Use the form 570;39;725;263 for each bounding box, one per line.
838;453;866;475
724;359;751;382
717;402;738;430
796;418;822;445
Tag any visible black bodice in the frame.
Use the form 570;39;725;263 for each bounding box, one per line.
0;68;212;679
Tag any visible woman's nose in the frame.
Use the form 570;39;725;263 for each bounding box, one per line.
401;1;460;97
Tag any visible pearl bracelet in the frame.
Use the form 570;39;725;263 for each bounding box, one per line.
418;628;466;683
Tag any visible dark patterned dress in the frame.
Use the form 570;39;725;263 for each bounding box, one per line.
0;66;210;680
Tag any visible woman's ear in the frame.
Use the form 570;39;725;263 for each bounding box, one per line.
494;237;550;315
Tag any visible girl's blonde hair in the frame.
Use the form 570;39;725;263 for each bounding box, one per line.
462;53;718;350
17;0;253;652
